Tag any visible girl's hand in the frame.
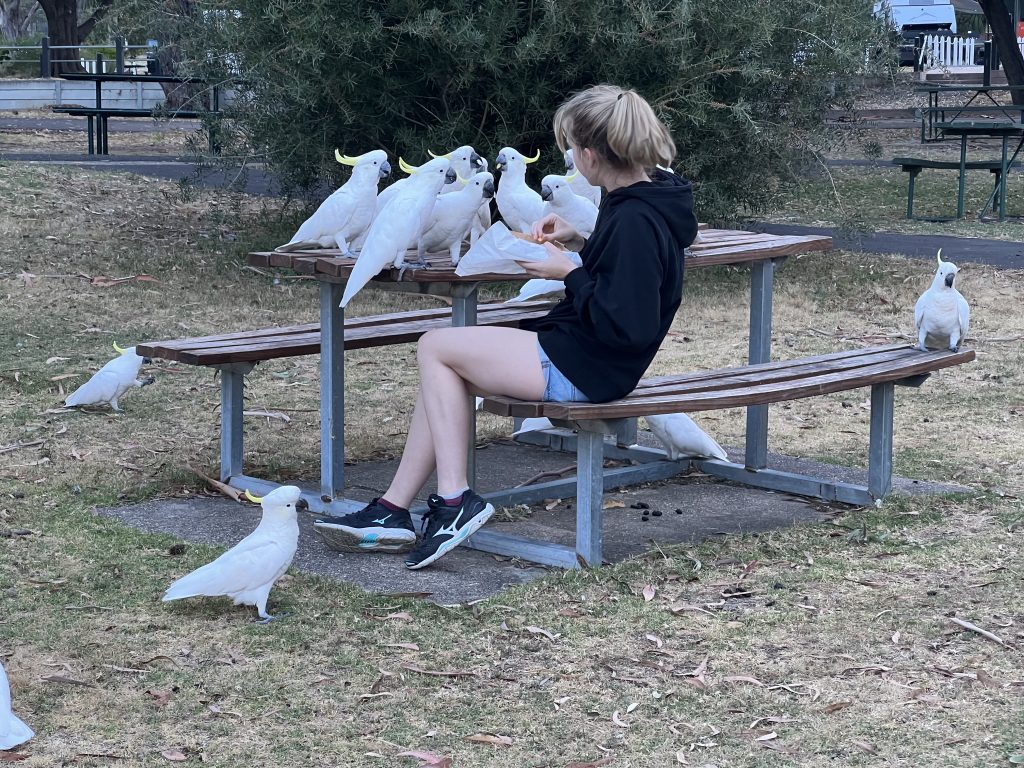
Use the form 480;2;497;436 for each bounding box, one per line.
531;213;580;245
517;243;580;280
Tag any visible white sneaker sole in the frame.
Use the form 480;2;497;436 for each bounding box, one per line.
404;503;495;570
314;522;416;553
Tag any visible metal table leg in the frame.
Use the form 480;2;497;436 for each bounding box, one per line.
218;362;254;481
320;281;345;501
956;134;967;219
86;116;94;155
999;133;1009;221
744;258;777;468
451;283;479;486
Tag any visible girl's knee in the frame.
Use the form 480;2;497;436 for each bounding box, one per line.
417;328;447;362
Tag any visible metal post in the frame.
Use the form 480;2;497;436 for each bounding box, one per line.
219;365;247;481
95;52;103;76
867;382;895;500
451;283;479;486
906;170;917;219
744;259;775;468
999;133;1009;221
39;36;50;78
576;428;605;566
956;134;967;219
86;116;94;155
983;40;993;87
115;38;124;73
320;282;345;501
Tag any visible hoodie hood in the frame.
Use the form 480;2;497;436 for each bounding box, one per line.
603;169;697;250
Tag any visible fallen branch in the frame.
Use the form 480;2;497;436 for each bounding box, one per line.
514;463;578;488
0;440;45;455
949;617;1011;648
185;464;243;503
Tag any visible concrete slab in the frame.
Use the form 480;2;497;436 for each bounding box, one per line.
95;436;966;604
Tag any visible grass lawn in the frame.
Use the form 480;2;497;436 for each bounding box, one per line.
1;158;1023;767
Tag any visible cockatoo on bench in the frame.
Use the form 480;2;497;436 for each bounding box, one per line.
340;156;456;308
915;249;970;352
494;147;545;233
64;342;154;412
162;486;307;623
276;149;391;255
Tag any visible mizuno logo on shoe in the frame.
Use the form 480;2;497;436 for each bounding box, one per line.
433;509;465;538
371;516;390;525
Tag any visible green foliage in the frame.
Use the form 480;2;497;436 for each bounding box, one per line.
129;0;891;217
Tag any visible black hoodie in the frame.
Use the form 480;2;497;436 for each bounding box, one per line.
522;169;697;403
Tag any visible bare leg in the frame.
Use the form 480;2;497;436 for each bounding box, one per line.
381;390;437;509
416;327;546;497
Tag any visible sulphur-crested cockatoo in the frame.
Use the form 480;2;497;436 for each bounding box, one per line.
64;343;154;412
494;147;544;234
564;149;601;208
162;486;307;623
420;172;495;266
915;249;970;352
512;417;554;438
277;150;390;255
340;157;456;307
431;145;485;193
541;174;599;238
646;413;728;461
504;251;584;304
0;661;33;750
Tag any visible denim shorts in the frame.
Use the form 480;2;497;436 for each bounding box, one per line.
537;341;590;402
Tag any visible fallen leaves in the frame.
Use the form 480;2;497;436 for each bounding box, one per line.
642;584;656;602
88;273;160;288
524;625;559;642
397;750;452;767
819;700;853;714
146;689;172;709
399;663;476;678
40;674;94;687
464;733;513;747
160;749;187;762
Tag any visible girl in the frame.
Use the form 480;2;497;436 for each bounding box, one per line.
315;84;698;569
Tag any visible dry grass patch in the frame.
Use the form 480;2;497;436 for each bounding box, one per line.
1;162;1023;767
0;121;194;155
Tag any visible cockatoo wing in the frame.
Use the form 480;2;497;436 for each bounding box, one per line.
512;417;554;437
505;279;566;304
0;662;33;750
65;370;124;407
647;413;727;461
162;532;294;602
341;200;421;307
956;292;970;340
914;291;927;332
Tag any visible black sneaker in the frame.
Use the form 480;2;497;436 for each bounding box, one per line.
404;490;494;570
314;499;416;553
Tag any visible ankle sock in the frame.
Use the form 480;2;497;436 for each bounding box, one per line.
441;487;470;506
378;497;408;514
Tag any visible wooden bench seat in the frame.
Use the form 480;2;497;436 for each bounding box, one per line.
479;344;974;568
893;156;1005;219
137;300;553;482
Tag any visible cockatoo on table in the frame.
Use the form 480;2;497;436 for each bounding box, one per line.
494;147;545;234
162;486;307;623
646;413;728;461
64;342;154;412
420;171;494;266
430;146;491;242
541;173;599;238
915;249;970;352
0;661;33;750
276;150;391;255
564;148;602;208
340;156;456;308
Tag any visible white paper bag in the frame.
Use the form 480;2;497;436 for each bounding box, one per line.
455;223;551;276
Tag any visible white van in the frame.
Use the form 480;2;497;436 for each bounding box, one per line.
874;0;958;64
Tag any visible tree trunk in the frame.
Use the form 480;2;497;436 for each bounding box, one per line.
979;0;1024;105
0;0;40;40
35;0;113;74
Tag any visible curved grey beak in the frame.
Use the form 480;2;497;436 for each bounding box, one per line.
944;272;955;288
379;161;391;178
494;153;506;171
483;179;495;198
565;160;575;171
540;184;552;201
445;168;457;184
296;498;309;512
470;151;483;169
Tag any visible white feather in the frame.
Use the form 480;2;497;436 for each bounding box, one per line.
494;147;545;233
512;417;554;437
162;485;302;620
420;172;494;266
563;149;602;208
540;173;599;238
278;150;389;255
914;252;971;351
646;413;728;461
340;157;454;308
0;661;33;750
64;346;148;411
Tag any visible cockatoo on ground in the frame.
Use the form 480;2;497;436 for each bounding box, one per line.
512;417;554;437
646;413;728;461
564;149;601;208
340;156;456;308
162;486;306;623
504;251;584;304
420;172;495;266
64;343;154;412
0;661;33;750
541;174;599;238
276;150;391;255
494;147;545;233
915;249;970;352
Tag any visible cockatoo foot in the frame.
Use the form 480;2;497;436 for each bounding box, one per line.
254;611;290;624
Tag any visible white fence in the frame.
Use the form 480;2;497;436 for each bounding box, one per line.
918;34;1024;69
0;78;168;110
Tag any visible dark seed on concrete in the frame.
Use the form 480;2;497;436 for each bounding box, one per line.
631;502;650;510
652;510;662;516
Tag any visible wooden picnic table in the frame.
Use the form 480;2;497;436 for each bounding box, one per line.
241;228;833;535
935;119;1024;220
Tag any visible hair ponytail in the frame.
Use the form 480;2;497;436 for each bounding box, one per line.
553;84;675;171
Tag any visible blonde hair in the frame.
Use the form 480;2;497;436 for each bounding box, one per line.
553;84;676;170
